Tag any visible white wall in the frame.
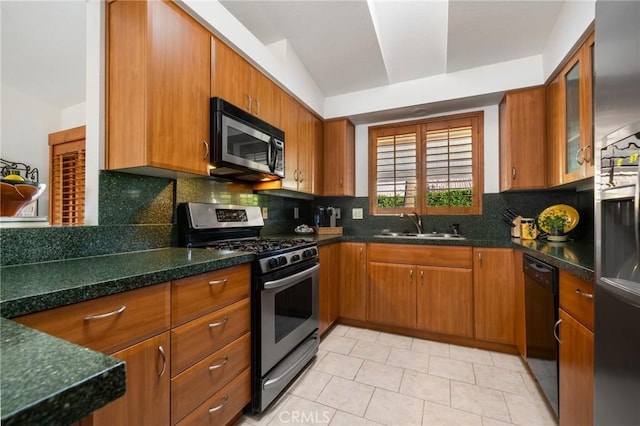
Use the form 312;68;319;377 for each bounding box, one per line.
354;105;500;197
0;83;58;216
61;102;86;130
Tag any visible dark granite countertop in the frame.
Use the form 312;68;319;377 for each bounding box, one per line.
0;247;254;318
0;318;126;425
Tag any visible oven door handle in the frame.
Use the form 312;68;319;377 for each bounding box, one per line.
263;334;319;390
263;263;319;290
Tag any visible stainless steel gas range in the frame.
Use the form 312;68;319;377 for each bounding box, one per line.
177;203;319;413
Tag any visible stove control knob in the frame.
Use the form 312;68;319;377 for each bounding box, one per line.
268;258;279;269
310;248;318;256
291;254;301;262
302;249;312;258
278;256;288;266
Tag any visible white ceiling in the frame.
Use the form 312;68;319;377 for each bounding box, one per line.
1;1;86;109
220;0;564;98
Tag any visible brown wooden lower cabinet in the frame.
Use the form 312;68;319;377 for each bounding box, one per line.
417;266;473;337
558;309;594;426
91;332;171;425
339;242;367;321
319;243;340;334
367;262;416;328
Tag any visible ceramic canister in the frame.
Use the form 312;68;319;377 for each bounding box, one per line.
520;218;538;240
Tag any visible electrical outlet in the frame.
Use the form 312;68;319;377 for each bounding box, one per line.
335;208;341;219
262;207;268;219
293;207;299;219
352;208;363;219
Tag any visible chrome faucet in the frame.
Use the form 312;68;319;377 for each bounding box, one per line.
401;212;423;234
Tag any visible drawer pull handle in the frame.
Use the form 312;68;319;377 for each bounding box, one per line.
84;305;126;321
208;356;229;371
208;277;229;286
209;316;228;328
575;289;594;299
158;345;166;378
554;319;562;344
208;396;228;413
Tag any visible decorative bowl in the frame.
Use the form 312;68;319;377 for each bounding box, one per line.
0;179;46;216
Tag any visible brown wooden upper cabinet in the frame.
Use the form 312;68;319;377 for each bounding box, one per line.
499;86;547;191
547;32;595;186
211;37;281;127
107;0;210;177
323;118;355;196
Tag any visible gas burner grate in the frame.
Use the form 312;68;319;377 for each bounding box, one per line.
206;238;312;254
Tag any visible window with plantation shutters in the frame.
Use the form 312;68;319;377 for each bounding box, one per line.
369;112;483;215
49;126;86;225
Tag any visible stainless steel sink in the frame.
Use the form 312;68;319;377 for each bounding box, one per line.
374;232;466;240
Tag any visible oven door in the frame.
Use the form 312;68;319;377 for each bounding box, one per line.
259;262;319;375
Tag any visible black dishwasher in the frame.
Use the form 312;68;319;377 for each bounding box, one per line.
523;254;559;416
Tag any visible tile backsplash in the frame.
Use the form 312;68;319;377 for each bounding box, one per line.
0;170;594;266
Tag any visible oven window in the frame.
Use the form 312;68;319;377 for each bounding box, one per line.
274;278;313;343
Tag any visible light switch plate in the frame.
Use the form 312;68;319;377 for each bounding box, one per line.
352;208;363;219
262;207;268;219
335;208;341;219
293;207;299;219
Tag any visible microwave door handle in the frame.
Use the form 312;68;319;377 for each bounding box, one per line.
267;138;273;172
268;138;277;173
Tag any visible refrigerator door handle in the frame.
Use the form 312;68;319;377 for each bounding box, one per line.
600;277;640;309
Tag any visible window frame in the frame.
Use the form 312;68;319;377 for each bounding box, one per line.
368;111;484;216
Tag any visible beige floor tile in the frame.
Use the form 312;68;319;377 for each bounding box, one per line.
288;369;332;401
450;381;511;422
399;369;451;406
320;334;358;355
316;376;375;416
429;355;476;384
450;344;494;366
422;401;483;425
482;417;514;426
490;352;527;372
330;411;383;426
345;327;381;343
267;395;336;426
354;359;404;392
239;394;291;426
313;352;364;379
387;347;430;373
375;331;413;349
503;392;558;426
364;388;424;425
329;324;351;337
349;340;392;363
411;338;451;357
473;364;529;395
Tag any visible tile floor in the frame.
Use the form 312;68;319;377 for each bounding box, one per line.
236;325;558;426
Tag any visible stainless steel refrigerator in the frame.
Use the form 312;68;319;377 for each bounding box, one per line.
594;1;640;424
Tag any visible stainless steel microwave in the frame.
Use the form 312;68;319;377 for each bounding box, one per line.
210;97;284;182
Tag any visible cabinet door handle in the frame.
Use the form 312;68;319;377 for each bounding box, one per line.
246;95;252;111
340;178;343;187
158;345;166;378
512;167;516;181
554;319;562;344
84;305;126;321
298;170;304;183
410;270;413;280
203;140;209;160
208;395;228;413
255;99;261;114
576;147;585;165
575;288;594;299
293;170;298;181
209;316;228;328
420;270;424;285
583;144;592;164
208;356;229;371
478;252;483;267
208;277;228;286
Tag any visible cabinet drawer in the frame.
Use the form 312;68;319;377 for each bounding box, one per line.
172;264;250;327
14;283;170;354
171;333;250;424
368;243;472;268
171;298;250;375
559;270;594;331
176;368;250;426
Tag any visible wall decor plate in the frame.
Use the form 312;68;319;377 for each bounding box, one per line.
537;204;579;234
